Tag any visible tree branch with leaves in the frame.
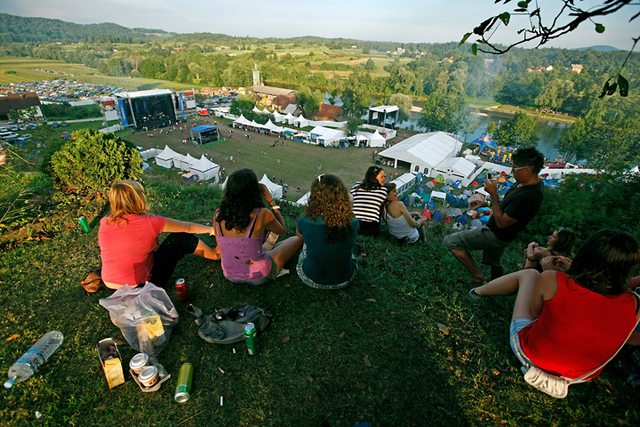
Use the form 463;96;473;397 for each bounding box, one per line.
461;0;639;97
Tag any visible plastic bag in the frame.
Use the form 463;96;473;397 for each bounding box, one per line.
99;282;178;356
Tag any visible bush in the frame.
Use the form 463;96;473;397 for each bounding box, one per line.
49;129;142;195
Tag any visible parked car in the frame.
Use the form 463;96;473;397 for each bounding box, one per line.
5;136;18;143
61;121;68;127
61;131;71;138
18;125;27;131
27;124;36;130
20;134;32;139
52;122;59;128
8;126;19;131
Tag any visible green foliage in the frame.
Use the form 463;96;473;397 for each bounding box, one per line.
494;111;538;148
535;79;574;111
387;93;412;122
49;129;142;195
5;70;16;74
41;103;102;120
295;85;323;118
418;91;463;132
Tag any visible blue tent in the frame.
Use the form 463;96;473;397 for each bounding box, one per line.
455;215;468;226
446;194;458;207
432;210;443;222
401;195;411;206
469;133;497;152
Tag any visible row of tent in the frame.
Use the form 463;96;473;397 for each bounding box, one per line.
154;145;220;181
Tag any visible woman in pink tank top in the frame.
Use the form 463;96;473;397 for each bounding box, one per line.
471;229;640;383
213;169;303;284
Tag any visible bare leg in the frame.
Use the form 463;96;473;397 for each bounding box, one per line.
268;236;304;273
450;249;485;284
192;239;221;260
474;269;540;321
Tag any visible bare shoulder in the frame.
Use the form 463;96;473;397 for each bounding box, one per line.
537;270;559;300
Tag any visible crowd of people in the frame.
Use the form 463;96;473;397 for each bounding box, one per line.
93;145;640;397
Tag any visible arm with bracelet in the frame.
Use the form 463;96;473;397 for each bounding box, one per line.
261;184;286;235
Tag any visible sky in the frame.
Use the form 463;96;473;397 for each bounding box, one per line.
1;0;638;50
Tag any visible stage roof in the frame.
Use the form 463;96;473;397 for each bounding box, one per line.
191;125;217;133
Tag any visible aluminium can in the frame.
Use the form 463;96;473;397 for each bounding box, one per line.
244;323;257;356
175;278;188;302
174;363;194;403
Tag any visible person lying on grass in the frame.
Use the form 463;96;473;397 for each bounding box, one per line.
213;168;303;285
524;227;576;272
295;174;359;290
98;180;219;290
470;229;640;383
383;182;427;245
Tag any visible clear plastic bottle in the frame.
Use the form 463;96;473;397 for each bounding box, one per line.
4;331;64;389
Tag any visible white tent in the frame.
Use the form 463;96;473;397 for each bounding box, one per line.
391;173;417;195
283;113;296;125
294;115;310;128
272;111;286;123
367;130;386;148
155;145;180;168
190;155;220;181
430;190;447;205
379;132;462;177
174;153;195;171
259;174;283;199
433;157;476;179
252;106;263;114
310;126;346;147
263;119;286;134
295;191;311;206
140;148;159;160
233;114;252;127
220;176;228;190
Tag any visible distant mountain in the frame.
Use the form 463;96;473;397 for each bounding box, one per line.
0;13;175;43
572;45;621;52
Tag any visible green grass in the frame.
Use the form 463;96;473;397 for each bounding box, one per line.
1;121;639;426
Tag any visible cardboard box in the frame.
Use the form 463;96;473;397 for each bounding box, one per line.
96;338;125;389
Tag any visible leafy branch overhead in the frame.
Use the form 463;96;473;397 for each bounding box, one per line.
460;0;639;97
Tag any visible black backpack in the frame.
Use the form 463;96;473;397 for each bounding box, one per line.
186;304;271;344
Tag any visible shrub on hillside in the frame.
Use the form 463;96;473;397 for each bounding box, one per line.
49;129;142;195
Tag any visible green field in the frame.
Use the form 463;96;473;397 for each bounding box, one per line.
0;58;203;91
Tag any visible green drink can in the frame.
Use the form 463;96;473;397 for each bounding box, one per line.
78;216;90;233
244;323;257;356
174;363;194;403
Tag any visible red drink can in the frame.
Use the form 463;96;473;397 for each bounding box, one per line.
175;278;188;302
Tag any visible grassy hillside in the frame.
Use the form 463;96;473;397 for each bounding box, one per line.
1;126;640;426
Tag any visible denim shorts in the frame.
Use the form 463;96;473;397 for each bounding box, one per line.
509;318;537;368
225;255;278;286
296;245;357;290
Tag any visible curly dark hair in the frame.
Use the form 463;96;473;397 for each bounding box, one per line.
567;229;640;296
217;169;264;232
355;165;384;191
303;174;355;244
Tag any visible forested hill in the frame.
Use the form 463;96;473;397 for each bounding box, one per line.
0;13;174;43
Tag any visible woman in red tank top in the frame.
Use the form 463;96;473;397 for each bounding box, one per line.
471;229;640;381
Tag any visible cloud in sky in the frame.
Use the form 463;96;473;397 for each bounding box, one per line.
1;0;637;49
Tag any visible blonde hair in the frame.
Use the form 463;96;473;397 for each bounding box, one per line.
108;180;148;225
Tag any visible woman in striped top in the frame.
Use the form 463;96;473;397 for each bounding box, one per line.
350;165;387;236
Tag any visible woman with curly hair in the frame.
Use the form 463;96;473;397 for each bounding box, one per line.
350;165;387;236
470;229;640;391
296;174;359;289
214;169;303;285
524;227;576;271
98;180;219;290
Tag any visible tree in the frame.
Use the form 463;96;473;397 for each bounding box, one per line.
535;79;575;111
451;105;481;143
418;91;463;133
494;112;538;148
387;93;412;123
364;58;375;71
49;129;142;195
461;0;639;97
295;86;323;119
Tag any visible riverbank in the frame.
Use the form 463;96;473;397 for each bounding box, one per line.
477;104;577;125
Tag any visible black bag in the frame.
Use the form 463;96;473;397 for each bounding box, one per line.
186;304;271;344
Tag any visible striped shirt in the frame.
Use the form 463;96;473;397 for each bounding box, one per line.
351;182;387;224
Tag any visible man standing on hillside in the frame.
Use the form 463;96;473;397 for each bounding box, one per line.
443;147;545;285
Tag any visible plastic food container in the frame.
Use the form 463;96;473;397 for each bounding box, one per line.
138;365;159;388
129;353;149;375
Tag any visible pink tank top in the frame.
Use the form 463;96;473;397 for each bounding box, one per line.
215;210;271;281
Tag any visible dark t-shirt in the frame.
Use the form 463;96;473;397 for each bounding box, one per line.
487;180;544;242
297;215;359;285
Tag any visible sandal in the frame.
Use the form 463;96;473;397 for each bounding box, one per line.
81;269;105;293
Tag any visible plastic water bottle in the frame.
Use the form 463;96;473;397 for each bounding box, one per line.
4;331;64;389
